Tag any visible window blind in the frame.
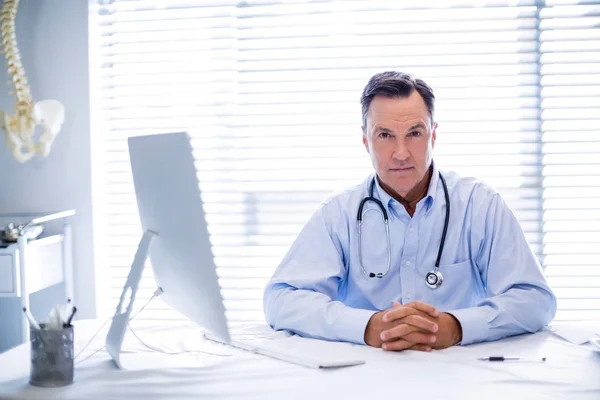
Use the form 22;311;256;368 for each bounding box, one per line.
90;0;599;323
540;1;600;321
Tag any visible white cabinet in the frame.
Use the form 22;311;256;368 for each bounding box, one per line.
0;235;67;298
0;211;74;343
0;255;15;293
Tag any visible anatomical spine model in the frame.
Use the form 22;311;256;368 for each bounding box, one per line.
0;0;65;163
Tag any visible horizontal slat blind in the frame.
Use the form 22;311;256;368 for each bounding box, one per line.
91;0;598;324
540;1;600;321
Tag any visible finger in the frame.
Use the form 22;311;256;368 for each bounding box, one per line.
382;306;420;323
381;325;436;345
402;331;437;345
408;344;432;352
380;323;421;341
402;315;439;333
381;339;414;352
404;301;440;317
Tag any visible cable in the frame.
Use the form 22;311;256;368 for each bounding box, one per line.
73;317;112;361
74;289;230;365
73;293;158;362
128;293;157;321
127;323;231;357
75;346;106;366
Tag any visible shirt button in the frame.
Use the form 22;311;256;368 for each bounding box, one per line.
407;293;412;299
405;261;411;266
409;228;413;233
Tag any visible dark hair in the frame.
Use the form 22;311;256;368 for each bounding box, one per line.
360;71;435;128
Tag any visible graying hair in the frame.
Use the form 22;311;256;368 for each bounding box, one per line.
360;71;436;127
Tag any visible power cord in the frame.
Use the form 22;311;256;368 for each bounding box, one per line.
75;287;164;363
127;323;230;357
74;287;230;365
129;287;163;320
73;318;112;364
74;345;106;366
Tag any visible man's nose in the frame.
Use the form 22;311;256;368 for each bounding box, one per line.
392;140;410;162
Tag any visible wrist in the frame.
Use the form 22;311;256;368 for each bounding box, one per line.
444;312;463;345
364;311;383;347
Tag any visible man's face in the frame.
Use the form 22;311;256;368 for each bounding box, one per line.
362;92;437;198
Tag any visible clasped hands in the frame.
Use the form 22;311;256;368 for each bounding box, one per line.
364;301;462;352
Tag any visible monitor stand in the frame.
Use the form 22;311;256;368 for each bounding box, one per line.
105;230;156;369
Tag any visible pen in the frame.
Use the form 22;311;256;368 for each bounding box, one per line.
64;306;77;328
478;356;546;362
22;307;41;330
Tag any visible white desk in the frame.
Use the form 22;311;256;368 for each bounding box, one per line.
0;320;598;400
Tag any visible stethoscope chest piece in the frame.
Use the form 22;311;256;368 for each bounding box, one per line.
425;270;443;289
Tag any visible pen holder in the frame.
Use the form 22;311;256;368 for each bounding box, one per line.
29;324;74;387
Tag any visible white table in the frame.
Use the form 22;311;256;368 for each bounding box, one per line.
0;320;599;400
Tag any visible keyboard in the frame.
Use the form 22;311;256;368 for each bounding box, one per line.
591;337;600;353
204;331;365;369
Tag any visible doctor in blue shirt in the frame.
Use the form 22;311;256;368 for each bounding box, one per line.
263;71;557;352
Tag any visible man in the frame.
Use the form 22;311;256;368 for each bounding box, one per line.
263;71;556;351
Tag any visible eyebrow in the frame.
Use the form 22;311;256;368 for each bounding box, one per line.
408;122;427;131
372;123;427;134
372;126;393;133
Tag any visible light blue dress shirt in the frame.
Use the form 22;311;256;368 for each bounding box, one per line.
263;162;557;346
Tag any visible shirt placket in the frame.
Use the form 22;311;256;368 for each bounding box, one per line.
399;206;419;305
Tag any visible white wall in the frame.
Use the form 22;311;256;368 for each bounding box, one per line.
0;0;95;351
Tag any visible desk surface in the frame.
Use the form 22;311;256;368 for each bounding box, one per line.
0;320;599;400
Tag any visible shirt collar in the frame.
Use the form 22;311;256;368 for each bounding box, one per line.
371;174;395;218
424;161;440;215
371;161;440;217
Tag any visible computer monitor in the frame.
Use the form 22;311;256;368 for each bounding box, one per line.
105;132;230;368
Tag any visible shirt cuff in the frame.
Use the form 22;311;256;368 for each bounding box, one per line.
333;306;378;345
446;307;491;346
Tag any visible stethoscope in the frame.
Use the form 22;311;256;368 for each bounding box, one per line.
357;172;450;289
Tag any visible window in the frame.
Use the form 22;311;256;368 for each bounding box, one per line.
540;1;600;320
90;0;600;323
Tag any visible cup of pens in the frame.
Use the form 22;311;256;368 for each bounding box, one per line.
24;302;77;387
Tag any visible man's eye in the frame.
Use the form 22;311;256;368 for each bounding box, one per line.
409;131;421;137
379;132;391;138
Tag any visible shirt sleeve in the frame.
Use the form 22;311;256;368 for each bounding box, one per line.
448;192;557;345
263;203;376;344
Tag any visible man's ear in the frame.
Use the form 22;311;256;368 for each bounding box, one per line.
362;126;369;153
431;122;438;149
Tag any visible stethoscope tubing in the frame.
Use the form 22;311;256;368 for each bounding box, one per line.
357;171;449;287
